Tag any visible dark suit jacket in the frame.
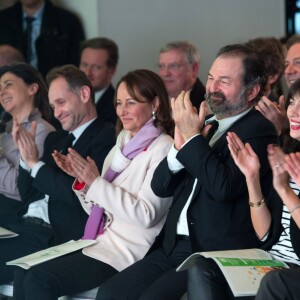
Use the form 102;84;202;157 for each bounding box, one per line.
151;109;278;253
262;189;300;258
0;1;85;77
17;117;115;243
190;78;206;112
96;84;117;125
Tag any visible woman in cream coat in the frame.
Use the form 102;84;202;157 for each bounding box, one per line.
14;69;174;300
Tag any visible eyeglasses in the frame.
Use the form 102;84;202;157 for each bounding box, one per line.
157;63;189;72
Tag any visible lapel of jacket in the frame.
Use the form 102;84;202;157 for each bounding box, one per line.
72;118;103;154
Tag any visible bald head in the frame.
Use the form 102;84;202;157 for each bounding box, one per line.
0;45;25;68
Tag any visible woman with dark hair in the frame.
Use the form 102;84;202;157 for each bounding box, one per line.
225;78;300;300
0;63;54;202
14;69;174;300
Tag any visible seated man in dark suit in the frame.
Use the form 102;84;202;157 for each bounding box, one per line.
96;44;278;299
0;0;85;78
0;65;115;285
157;40;206;112
79;37;118;125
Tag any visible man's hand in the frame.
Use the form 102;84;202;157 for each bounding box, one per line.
13;118;39;169
67;148;100;186
171;91;204;142
256;96;288;135
52;150;77;178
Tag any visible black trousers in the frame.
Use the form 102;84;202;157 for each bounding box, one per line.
97;240;192;300
0;222;54;284
187;256;255;300
0;194;22;226
13;250;118;300
256;267;300;300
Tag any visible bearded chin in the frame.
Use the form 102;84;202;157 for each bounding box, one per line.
206;95;248;119
205;95;226;116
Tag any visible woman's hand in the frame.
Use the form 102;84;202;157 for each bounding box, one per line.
227;131;260;179
267;144;289;192
67;148;100;186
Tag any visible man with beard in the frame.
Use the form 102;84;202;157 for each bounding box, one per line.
96;44;278;300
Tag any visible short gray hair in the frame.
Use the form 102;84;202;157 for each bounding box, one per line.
160;41;200;65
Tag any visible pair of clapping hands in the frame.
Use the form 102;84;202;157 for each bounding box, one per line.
171;91;213;150
12;118;99;186
227;132;300;192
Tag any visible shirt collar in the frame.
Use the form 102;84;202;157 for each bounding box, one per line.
206;107;252;130
23;2;45;22
70;118;97;142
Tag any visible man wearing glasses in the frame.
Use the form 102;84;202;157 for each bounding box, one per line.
158;41;206;112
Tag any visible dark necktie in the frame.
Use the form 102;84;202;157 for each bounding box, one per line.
24;16;35;63
60;133;75;155
205;120;219;142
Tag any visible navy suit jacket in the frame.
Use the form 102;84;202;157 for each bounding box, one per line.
96;84;117;125
151;109;278;253
190;78;206;112
0;1;85;77
17;117;115;243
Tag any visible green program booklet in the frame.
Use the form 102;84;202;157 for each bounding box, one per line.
177;248;289;297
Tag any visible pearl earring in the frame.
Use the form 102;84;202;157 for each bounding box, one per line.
152;110;156;120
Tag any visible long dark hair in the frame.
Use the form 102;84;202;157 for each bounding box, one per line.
283;79;300;152
0;63;51;122
114;69;174;136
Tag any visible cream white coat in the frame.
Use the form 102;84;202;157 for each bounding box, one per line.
74;132;173;271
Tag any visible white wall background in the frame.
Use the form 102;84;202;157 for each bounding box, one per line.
6;0;286;86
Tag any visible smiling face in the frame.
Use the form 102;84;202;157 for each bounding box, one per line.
0;72;35;117
79;48;115;92
116;82;158;136
48;77;88;131
158;49;198;98
285;43;300;87
287;93;300;140
205;55;251;119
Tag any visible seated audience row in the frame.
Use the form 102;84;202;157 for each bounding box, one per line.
1;33;300;299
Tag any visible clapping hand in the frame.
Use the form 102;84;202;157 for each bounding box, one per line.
12;118;39;168
171;91;203;142
66;148;100;186
256;96;288;135
267;144;289;192
227;132;260;179
52;150;77;178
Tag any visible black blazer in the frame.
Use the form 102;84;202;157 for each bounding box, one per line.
151;109;278;253
190;78;206;112
17;118;116;243
0;1;85;77
96;84;117;125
